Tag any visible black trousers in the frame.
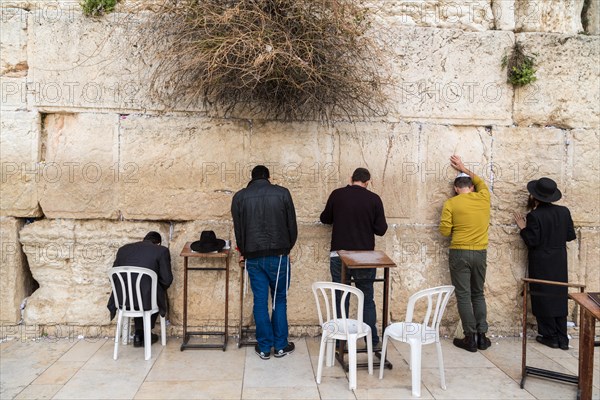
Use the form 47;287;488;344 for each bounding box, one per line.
536;315;568;345
134;313;159;334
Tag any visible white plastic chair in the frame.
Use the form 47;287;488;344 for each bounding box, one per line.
379;285;455;397
108;266;167;361
312;281;373;390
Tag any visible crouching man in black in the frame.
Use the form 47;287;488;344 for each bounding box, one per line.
108;231;173;347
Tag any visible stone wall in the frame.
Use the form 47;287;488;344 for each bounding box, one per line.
0;1;598;337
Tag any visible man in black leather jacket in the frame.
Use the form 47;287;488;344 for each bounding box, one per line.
231;165;298;360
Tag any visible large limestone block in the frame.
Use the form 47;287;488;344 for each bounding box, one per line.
236;120;335;220
0;111;42;217
117;114;249;221
375;0;494;31
335;122;492;224
567;129;600;226
332;121;419;222
579;229;600;292
1;76;28;111
0;217;35;323
491;126;568;225
492;0;515;31
27;9;154;111
19;218;169;325
38;113;120;219
288;223;332;326
0;7;28;78
386;27;514;125
487;225;535;332
515;0;584;34
514;33;600;129
417;125;493;224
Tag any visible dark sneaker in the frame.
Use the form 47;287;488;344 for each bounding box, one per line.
536;335;559;349
254;344;270;360
274;342;295;358
133;333;158;348
477;332;492;350
453;334;477;353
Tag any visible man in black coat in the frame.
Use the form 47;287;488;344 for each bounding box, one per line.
231;165;298;360
513;178;576;350
107;231;173;347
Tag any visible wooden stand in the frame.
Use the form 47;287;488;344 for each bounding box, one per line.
520;278;585;388
337;250;396;370
237;260;257;348
180;242;230;351
568;292;600;400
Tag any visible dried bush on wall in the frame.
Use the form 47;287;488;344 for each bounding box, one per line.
140;0;390;122
502;42;537;87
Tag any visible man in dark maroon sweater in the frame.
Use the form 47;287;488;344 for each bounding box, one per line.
320;167;388;346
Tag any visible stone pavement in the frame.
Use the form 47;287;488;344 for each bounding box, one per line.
1;335;598;399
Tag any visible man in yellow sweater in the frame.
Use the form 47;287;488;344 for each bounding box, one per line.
440;155;491;352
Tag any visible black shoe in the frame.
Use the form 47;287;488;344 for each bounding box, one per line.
477;332;492;350
536;335;559;349
255;344;270;360
453;334;477;353
274;342;295;358
558;340;569;350
133;333;159;348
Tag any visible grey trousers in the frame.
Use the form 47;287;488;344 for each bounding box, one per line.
449;249;488;334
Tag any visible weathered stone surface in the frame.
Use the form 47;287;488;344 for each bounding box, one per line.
492;0;515;31
585;0;600;34
118;114;248;221
333;121;418;222
0;217;35;323
567;129;600;226
491;126;567;225
374;0;494;31
234;120;335;220
515;0;584;34
19;219;169;325
579;229;600;292
485;226;530;332
0;111;42;217
37;113;120;219
0;8;28;78
27;10;154;111
416;124;492;224
514;33;600;129
384;225;456;332
386;27;514;125
1;76;28;111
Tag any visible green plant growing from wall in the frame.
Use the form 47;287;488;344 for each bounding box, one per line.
502;42;537;87
81;0;119;17
139;0;392;123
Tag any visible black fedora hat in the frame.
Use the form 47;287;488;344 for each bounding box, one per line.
191;231;226;253
527;177;562;203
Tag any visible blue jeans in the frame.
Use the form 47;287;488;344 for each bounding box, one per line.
330;256;379;345
246;255;290;353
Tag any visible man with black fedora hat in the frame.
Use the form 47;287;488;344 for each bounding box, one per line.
513;177;576;350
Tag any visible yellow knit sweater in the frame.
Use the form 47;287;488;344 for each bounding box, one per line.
439;175;490;250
